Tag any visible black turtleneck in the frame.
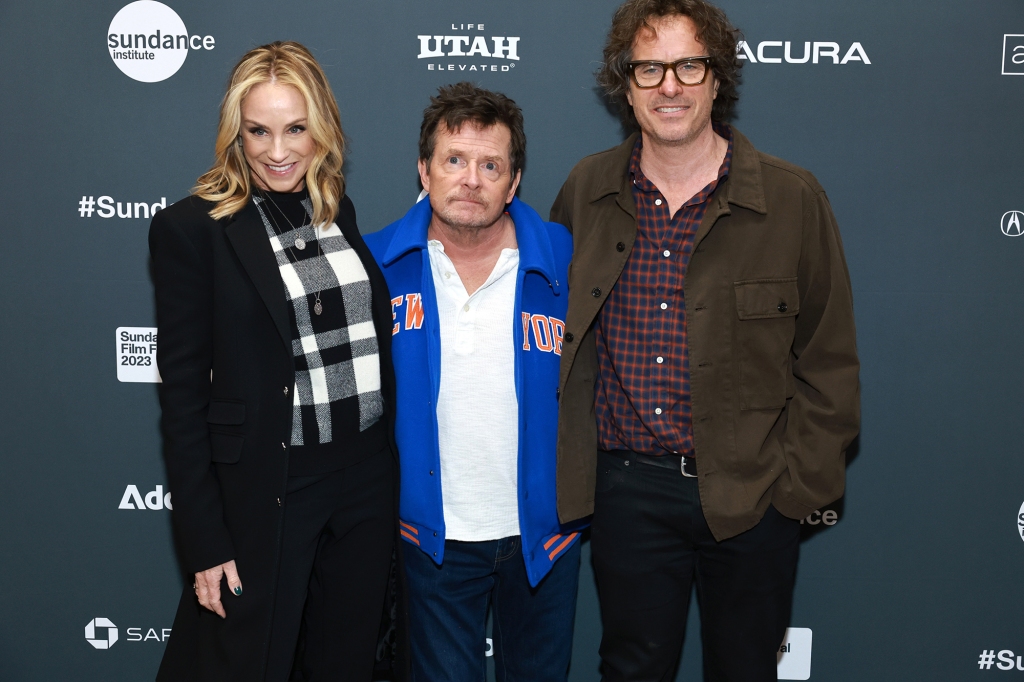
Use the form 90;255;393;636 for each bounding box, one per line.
255;187;310;234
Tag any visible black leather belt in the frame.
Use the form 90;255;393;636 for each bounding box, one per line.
607;450;698;478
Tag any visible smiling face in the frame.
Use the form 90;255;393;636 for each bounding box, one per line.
626;14;719;148
418;122;521;233
240;81;315;193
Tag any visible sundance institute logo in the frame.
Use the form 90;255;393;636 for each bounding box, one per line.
85;617;118;650
107;0;215;82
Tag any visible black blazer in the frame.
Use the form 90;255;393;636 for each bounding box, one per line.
149;193;402;681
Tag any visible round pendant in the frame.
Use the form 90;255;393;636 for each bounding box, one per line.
294;237;306;250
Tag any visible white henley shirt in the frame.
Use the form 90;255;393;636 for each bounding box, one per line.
428;239;521;541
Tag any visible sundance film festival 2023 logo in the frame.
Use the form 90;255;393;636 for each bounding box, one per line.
418;24;519;73
777;628;812;680
107;0;214;82
117;327;161;383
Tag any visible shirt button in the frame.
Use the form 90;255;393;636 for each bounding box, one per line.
656;357;664;364
564;332;575;343
616;242;625;252
445;272;451;279
660;302;668;310
655;199;663;206
463;304;470;312
778;302;788;313
591;287;602;297
655;408;663;415
663;250;671;257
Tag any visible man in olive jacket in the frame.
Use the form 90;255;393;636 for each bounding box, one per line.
551;0;859;679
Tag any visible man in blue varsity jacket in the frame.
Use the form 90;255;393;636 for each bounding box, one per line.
365;83;584;682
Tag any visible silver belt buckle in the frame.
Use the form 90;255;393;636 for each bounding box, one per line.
680;457;697;478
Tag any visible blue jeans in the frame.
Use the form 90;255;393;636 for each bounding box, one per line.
403;535;581;682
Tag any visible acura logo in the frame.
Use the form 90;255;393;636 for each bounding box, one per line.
1002;211;1024;237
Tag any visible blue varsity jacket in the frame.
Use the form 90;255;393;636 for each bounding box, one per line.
365;196;585;586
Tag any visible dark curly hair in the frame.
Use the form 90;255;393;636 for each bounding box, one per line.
418;82;526;179
598;0;743;127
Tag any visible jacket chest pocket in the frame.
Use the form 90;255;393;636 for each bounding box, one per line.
733;278;799;410
207;399;246;463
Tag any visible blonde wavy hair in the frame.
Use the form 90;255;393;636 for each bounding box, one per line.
194;41;345;226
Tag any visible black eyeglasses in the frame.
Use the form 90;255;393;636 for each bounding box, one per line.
626;57;712;88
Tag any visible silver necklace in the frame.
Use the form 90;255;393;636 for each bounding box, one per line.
258;191;325;316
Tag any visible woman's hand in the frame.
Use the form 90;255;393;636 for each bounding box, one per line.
194;559;243;618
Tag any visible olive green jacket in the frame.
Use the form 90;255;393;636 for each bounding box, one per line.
550;128;860;541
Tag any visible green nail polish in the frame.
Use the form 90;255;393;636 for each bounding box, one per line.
233;586;242;596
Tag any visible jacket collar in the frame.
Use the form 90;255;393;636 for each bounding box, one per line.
722;127;767;215
224;199;292;350
380;195;562;293
586;125;767;217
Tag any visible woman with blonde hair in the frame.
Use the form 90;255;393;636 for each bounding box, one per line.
150;41;401;681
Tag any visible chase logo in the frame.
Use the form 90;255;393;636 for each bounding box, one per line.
1001;211;1024;237
107;1;215;82
1003;35;1024;75
85;618;118;650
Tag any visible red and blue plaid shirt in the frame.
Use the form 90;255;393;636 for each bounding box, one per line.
595;126;733;456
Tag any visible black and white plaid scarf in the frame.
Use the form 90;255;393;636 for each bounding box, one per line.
254;195;383;446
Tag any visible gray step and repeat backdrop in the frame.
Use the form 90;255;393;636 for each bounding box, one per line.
1;0;1022;679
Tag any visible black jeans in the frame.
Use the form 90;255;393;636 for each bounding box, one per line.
263;450;395;682
591;450;800;682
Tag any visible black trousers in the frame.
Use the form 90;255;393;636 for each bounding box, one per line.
264;450;395;682
591;450;800;682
